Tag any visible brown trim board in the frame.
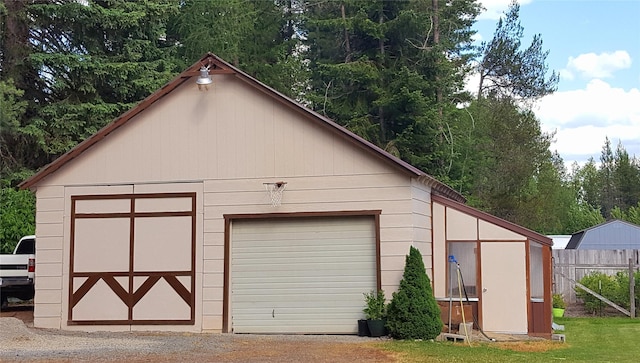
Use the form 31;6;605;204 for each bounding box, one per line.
222;210;382;333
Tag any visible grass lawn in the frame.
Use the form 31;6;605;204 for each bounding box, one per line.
379;317;640;362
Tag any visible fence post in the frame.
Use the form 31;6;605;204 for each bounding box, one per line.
630;258;636;318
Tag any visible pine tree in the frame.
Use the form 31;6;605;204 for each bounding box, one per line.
477;1;558;101
25;0;182;159
167;0;306;99
386;246;442;340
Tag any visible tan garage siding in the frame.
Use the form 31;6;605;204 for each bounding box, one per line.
33;186;65;329
411;179;433;279
40;76;393;188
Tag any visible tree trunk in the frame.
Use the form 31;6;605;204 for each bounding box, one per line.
341;3;352;62
2;0;30;87
378;4;386;142
432;0;442;117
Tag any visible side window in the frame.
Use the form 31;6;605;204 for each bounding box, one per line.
447;241;477;297
15;238;35;254
529;242;544;300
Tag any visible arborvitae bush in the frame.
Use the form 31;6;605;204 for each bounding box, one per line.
386;246;442;340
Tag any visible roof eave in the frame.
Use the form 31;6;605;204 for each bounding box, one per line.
431;194;553;246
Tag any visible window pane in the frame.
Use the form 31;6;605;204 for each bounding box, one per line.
530;243;544;299
448;242;477;298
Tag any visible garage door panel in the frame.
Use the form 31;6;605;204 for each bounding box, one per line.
134;216;192;271
233;231;375;243
73;218;130;273
233;261;376;274
232;248;375;259
231;216;376;334
235;275;375;292
233;289;372;301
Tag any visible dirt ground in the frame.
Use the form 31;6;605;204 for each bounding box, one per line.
0;303;34;325
2;300;566;362
0;302;397;363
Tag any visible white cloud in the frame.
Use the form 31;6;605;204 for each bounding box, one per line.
564;51;632;79
536;80;640;164
463;70;481;96
471;32;483;43
477;0;533;20
559;69;575;81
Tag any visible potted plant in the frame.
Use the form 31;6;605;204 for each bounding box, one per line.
552;293;566;317
363;289;387;337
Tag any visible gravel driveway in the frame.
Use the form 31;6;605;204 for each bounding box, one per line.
0;316;396;363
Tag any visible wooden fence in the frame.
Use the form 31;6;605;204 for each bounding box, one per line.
552;249;640;304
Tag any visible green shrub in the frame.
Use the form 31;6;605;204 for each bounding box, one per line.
0;187;35;253
612;271;640;311
576;271;623;313
386;246;442;340
363;289;387;320
553;293;566;309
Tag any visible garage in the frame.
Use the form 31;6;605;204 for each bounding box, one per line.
22;53;551;336
230;215;378;333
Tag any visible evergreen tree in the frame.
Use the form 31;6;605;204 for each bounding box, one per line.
613;142;640;211
24;0;182;161
599;137;616;218
463;97;551;225
571;158;602;211
168;0;306;99
305;0;481;174
477;1;558;101
0;80;27;178
519;151;575;234
386;246;442;340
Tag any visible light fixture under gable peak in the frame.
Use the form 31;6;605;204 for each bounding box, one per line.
196;65;212;91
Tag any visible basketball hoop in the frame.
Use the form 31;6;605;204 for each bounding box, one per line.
264;182;287;207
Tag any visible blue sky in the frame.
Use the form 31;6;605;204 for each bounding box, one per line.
472;0;640;168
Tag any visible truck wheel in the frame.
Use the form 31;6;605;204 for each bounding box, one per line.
1;295;7;310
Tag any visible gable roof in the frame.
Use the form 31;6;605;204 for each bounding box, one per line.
19;53;464;203
431;194;553;246
565;219;640;249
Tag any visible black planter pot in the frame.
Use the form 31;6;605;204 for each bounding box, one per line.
357;319;370;337
367;319;387;337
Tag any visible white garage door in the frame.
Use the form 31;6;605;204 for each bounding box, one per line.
231;216;377;334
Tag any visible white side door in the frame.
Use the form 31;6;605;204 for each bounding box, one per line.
480;242;527;334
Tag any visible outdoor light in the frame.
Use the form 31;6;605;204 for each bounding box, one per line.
196;65;212;91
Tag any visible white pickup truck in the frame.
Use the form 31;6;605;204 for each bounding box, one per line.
0;235;35;308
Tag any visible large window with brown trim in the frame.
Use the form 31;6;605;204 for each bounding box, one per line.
69;192;196;325
529;242;544;300
447;241;477;298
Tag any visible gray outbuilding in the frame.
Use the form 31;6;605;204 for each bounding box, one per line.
565;220;640;249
